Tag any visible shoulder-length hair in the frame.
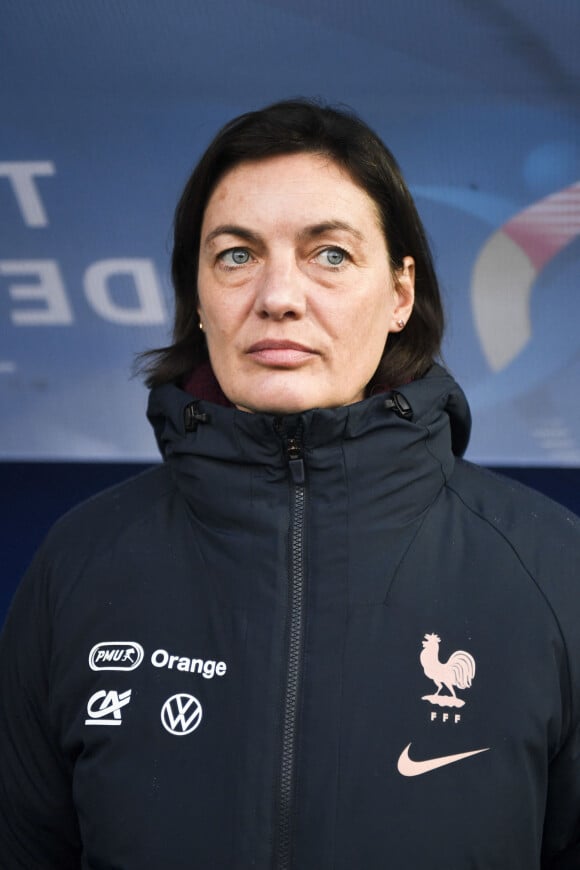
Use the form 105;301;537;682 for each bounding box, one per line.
140;99;444;391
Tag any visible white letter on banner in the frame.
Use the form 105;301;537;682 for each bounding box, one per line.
1;260;73;325
84;259;166;325
0;162;55;227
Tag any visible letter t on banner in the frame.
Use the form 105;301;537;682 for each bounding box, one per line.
0;162;55;227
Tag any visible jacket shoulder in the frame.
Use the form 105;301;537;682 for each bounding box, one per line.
42;464;176;555
447;459;580;697
448;459;580;547
447;460;580;582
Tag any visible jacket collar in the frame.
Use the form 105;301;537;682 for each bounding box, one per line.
147;366;471;605
147;363;471;467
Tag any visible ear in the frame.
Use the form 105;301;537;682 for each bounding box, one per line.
391;256;415;331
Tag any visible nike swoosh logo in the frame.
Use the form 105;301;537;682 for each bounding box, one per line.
397;742;489;777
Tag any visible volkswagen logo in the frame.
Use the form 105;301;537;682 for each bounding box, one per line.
161;693;203;736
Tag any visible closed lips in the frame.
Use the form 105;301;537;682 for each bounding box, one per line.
246;340;319;366
247;340;317;353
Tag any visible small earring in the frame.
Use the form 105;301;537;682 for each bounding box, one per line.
397;319;405;329
199;321;204;331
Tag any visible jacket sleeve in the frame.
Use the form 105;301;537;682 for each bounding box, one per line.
542;719;580;869
540;515;580;869
0;548;81;868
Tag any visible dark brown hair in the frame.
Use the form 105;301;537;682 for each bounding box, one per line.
140;99;444;391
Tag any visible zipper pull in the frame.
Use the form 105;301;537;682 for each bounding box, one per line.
286;437;305;485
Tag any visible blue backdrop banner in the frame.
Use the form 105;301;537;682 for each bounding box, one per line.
1;0;579;464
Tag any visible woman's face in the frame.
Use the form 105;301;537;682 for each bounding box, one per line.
197;152;414;414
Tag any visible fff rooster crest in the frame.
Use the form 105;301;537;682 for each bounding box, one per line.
420;633;476;709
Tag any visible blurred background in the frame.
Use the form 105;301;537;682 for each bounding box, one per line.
1;0;579;619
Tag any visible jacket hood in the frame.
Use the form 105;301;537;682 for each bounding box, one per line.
147;364;471;464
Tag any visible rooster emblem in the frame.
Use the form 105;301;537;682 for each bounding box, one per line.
420;633;476;708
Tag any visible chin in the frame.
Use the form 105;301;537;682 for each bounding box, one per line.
232;385;325;415
226;374;364;416
236;391;365;415
237;396;320;416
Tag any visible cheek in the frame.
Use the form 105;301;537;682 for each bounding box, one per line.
198;275;255;336
196;271;210;319
197;283;229;333
336;318;387;377
352;282;392;329
346;289;392;364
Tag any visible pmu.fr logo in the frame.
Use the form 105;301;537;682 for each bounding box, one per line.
161;694;203;736
85;689;132;725
89;641;144;671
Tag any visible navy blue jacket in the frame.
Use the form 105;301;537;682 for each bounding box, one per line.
1;366;580;868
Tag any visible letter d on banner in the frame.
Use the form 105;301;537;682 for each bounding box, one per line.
84;258;166;325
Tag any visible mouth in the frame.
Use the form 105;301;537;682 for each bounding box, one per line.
246;339;318;367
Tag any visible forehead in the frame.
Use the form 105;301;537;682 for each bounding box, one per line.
201;152;383;234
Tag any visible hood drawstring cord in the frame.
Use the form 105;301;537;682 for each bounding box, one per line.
184;401;210;432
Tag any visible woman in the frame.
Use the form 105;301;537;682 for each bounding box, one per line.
1;100;579;869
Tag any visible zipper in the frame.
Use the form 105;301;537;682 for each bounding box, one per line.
275;430;307;869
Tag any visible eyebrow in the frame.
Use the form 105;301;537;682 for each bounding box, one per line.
202;220;365;250
297;220;365;242
203;225;263;249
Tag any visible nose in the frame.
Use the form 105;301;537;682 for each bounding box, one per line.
253;256;307;320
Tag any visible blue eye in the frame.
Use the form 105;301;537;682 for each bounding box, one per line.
220;248;251;266
320;247;346;266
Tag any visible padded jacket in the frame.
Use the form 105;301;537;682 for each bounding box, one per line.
1;366;580;869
